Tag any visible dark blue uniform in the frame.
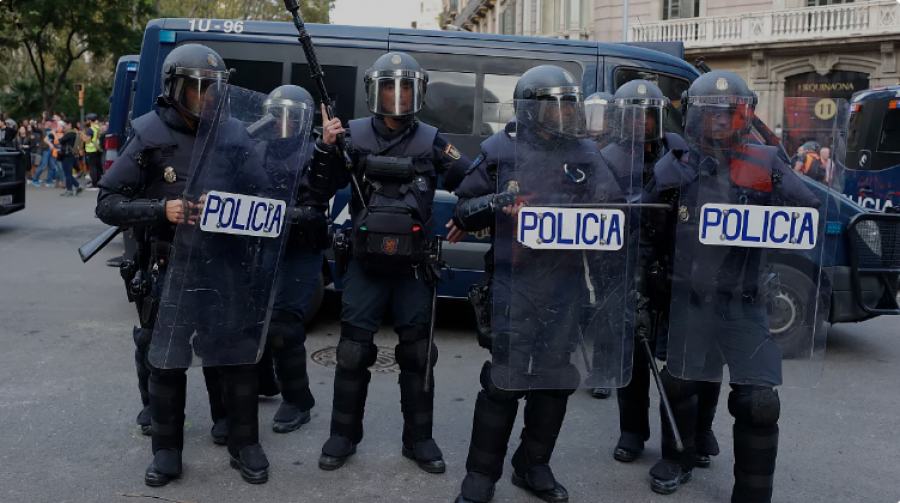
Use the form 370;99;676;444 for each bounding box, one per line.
650;141;819;498
452;121;623;499
312;115;470;462
204;134;325;433
97;108;272;477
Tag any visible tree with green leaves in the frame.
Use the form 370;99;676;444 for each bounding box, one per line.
0;0;154;115
155;0;334;23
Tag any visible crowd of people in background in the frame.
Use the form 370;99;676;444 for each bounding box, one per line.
0;111;108;196
791;140;838;185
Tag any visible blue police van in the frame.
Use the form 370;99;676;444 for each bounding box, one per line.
128;18;900;349
104;55;140;171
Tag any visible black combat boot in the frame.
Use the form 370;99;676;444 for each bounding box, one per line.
229;443;269;484
590;387;611;399
144;448;182;487
695;380;722;468
221;365;267;484
146;370;187;487
272;401;311;433
650;388;697;495
211;418;228;446
320;434;357;470
510;391;570;503
614;350;651;463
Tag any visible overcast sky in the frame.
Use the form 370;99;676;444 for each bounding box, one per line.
331;0;423;28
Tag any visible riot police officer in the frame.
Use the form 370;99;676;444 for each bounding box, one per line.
650;70;820;501
305;52;471;473
600;80;723;469
203;85;323;443
96;44;271;486
451;65;624;503
583;91;614;401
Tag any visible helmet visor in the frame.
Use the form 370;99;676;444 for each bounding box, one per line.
684;97;756;152
616;97;666;141
171;67;229;119
263;98;312;139
366;71;426;117
585;97;610;137
527;93;585;138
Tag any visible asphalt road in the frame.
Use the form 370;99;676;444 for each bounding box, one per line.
0;186;896;503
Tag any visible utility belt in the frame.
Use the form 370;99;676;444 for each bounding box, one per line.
334;225;445;283
120;238;171;329
468;258;494;350
287;223;330;252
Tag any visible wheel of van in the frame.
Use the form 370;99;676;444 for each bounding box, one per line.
768;264;818;359
304;273;325;328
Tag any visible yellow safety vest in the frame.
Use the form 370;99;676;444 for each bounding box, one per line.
85;124;100;153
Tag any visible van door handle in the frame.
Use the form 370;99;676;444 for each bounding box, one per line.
860;186;873;194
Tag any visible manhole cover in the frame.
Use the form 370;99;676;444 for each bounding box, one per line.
311;345;399;373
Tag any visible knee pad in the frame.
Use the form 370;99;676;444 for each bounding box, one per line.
395;339;437;373
268;309;305;350
728;385;780;427
480;361;526;403
133;326;152;348
336;339;378;372
659;367;698;403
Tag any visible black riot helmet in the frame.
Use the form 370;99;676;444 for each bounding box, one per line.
614;80;668;141
364;52;428;117
585;92;613;139
514;65;585;138
263;85;313;139
682;70;757;151
158;44;230;122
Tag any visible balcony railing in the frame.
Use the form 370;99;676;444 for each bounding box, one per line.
630;1;900;49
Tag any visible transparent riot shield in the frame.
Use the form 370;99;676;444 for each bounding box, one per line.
666;97;847;388
491;99;645;390
149;84;314;368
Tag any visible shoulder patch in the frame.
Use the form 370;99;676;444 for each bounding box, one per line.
466;154;485;174
445;143;461;160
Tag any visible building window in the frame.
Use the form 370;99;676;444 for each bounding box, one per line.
806;0;853;6
541;0;560;35
579;0;592;29
877;109;900;154
418;71;477;134
662;0;699;20
482;74;520;135
225;59;282;94
501;1;517;34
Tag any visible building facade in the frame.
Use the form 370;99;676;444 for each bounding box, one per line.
414;0;444;30
440;0;597;40
440;0;900;128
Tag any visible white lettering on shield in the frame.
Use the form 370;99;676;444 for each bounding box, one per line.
517;207;624;250
200;190;285;238
699;203;818;250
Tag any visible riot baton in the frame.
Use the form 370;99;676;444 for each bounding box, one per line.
639;314;684;452
282;0;366;208
634;260;684;452
78;226;124;263
423;236;443;393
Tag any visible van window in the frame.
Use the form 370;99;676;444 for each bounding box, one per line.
419;71;476;134
482;74;520;135
291;64;357;126
614;68;690;135
878;109;900;154
224;59;282;94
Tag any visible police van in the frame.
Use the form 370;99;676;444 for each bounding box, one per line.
104;55;140;171
130;19;899;350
